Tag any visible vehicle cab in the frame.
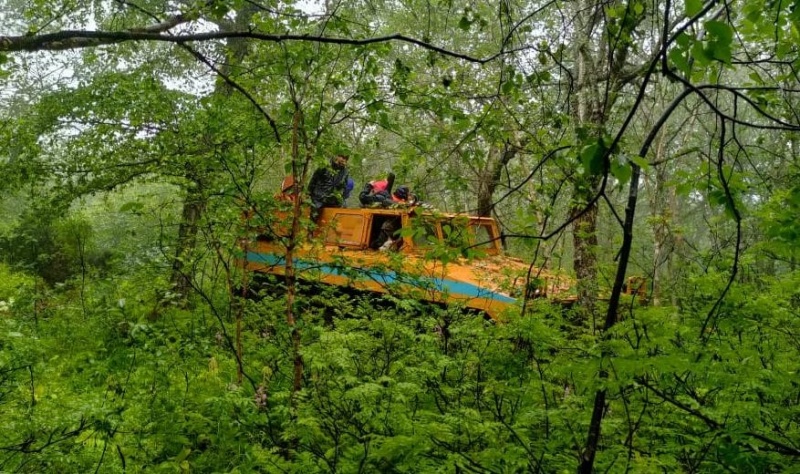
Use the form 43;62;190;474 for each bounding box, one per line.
317;206;502;256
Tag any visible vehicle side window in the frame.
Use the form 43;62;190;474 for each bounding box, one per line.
441;217;471;249
411;218;440;248
442;219;470;249
471;224;496;250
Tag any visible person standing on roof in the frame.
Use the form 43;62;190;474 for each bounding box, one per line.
343;177;355;207
308;153;350;220
359;172;395;207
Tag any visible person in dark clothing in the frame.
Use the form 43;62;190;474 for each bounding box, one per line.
359;172;395;207
343;177;355;206
308;154;350;220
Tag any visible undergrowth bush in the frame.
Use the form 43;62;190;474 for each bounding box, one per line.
1;265;799;472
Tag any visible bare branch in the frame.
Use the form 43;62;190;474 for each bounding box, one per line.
1;29;495;63
0;13;196;51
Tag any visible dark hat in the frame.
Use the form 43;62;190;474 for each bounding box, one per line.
395;185;409;199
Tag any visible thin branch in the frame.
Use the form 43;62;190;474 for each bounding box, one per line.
638;377;800;457
0;418;90;454
699;120;742;339
501;0;559;52
179;44;282;142
493;145;571;210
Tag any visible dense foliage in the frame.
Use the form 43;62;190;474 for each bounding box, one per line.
2;0;800;472
2;265;800;472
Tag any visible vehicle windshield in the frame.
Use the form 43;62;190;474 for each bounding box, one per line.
407;213;501;256
471;223;497;251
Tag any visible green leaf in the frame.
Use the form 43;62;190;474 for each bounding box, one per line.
458;16;471;31
580;140;606;176
175;447;192;464
676;182;694;196
366;101;383;113
630;155;650;170
378;112;391;128
705;21;733;43
675;32;693;47
685;0;703;16
777;40;793;59
705;20;733;64
333;101;346;111
208;1;230;19
706;43;731;65
610;158;632;186
537;70;551;82
668;48;691;75
691;41;711;66
708;188;726;207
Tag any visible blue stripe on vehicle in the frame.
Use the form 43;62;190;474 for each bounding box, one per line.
246;251;516;304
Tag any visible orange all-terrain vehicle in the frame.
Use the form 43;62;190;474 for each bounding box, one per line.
241;200;575;319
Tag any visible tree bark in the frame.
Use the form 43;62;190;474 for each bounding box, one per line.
568;0;653;470
170;181;207;299
570;196;600;324
287;110;305;401
568;0;606;320
167;6;257;301
650;137;671;307
476;141;522;217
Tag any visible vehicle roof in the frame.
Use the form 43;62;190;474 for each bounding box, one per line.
322;205;496;221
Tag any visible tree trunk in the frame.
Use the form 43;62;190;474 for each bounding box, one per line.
476;141;521;217
287;110;305;402
475;147;499;218
650;130;669;306
170;183;207;299
569;0;605;320
571;197;600;325
166;7;256;302
567;0;639;470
